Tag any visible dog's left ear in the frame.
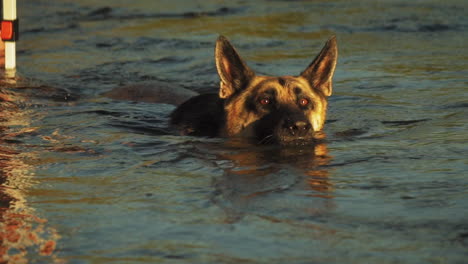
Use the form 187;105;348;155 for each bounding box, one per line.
215;35;255;99
300;36;338;97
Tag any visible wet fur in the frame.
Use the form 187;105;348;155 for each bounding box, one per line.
171;36;338;145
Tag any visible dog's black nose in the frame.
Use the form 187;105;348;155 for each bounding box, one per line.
286;120;311;136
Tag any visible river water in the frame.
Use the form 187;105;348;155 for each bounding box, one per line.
0;0;467;263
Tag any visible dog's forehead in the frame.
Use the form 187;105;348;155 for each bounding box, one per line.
252;76;312;95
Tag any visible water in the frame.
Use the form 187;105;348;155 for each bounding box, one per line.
1;0;467;263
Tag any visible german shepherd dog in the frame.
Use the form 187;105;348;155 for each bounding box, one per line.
170;36;338;145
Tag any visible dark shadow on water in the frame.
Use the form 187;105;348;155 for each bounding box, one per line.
83;6;243;21
381;118;431;126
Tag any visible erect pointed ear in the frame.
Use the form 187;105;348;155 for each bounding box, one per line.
215;35;255;99
300;36;338;97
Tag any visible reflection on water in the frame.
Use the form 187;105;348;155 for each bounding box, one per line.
0;80;60;263
211;139;334;223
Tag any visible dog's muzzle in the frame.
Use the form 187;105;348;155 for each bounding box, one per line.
254;110;315;145
284;120;311;137
277;117;314;145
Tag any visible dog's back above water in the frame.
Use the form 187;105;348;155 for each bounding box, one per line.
171;35;338;145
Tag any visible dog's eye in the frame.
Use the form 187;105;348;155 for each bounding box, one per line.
299;98;309;106
259;98;271;105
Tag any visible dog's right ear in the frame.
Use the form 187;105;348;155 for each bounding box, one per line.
215;36;255;99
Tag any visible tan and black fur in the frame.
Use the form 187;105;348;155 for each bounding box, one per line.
170;35;338;145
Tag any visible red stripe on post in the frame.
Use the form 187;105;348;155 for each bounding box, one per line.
1;21;14;40
1;20;18;41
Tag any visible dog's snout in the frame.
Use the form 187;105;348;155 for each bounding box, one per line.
284;119;311;137
294;121;309;131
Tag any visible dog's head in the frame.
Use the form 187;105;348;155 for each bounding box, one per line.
215;36;338;145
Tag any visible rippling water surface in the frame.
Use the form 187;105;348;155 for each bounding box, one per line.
1;0;467;263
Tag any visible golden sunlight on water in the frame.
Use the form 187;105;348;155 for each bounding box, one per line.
0;84;61;263
111;12;333;42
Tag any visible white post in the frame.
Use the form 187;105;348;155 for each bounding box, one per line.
3;0;17;70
